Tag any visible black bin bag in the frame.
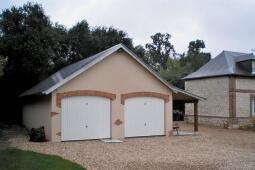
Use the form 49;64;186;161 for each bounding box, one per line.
29;126;46;142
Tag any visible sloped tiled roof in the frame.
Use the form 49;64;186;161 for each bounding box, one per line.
183;51;255;80
20;44;205;101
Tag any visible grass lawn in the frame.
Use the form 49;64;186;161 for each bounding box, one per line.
0;148;86;170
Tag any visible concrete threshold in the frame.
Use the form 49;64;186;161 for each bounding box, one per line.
173;131;198;136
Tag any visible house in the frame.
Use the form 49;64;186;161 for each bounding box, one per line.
20;44;204;142
183;51;255;129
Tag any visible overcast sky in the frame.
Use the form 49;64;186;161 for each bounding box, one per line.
1;0;255;57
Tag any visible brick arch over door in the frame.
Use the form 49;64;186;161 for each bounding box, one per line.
56;90;116;107
121;92;169;105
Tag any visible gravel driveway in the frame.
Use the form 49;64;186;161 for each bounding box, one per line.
1;122;255;170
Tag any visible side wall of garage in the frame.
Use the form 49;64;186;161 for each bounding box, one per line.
23;95;51;141
50;51;173;142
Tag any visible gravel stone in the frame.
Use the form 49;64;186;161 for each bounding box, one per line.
1;122;255;170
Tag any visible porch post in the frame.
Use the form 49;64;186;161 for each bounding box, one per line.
194;101;198;134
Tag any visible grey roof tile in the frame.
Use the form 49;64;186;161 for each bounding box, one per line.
183;51;255;80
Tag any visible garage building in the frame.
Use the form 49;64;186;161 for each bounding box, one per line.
20;44;203;142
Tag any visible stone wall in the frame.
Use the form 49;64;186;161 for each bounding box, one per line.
236;93;250;117
185;115;228;127
236;77;255;90
185;116;253;129
238;117;254;129
185;76;255;129
185;77;229;117
235;77;255;119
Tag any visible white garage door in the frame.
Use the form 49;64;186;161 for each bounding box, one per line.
125;96;165;137
61;96;111;141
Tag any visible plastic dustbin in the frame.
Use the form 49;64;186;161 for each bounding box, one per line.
223;121;228;129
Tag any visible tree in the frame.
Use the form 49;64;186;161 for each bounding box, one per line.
180;39;211;71
46;23;69;73
133;45;151;65
187;39;205;55
0;2;68;123
158;58;193;89
68;20;92;63
68;23;134;63
145;33;175;71
0;2;69;83
91;26;133;51
0;55;5;77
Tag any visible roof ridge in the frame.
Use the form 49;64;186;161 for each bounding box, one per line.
223;51;234;74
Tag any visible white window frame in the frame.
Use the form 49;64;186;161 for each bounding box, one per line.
252;60;255;74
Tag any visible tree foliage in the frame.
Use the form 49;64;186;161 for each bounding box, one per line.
157;39;211;89
187;39;205;54
68;20;91;63
91;26;133;51
0;55;5;76
145;33;175;71
68;21;133;63
180;39;211;71
0;2;69;123
133;45;151;65
0;3;135;93
158;58;193;89
0;2;68;85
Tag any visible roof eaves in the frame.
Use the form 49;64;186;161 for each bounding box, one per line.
183;72;255;80
172;86;206;101
18;91;44;98
183;73;239;80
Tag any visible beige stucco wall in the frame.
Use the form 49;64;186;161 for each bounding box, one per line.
185;77;229;118
51;51;173;142
23;95;51;141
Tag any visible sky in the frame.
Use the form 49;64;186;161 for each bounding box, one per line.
1;0;255;57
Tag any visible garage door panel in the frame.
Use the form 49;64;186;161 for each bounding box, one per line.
61;96;82;140
62;96;110;141
125;97;165;137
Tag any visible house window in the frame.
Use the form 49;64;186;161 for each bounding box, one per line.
252;61;255;74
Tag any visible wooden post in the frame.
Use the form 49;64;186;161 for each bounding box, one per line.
194;101;198;134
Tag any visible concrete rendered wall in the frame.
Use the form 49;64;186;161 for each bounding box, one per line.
23;95;51;141
51;51;173;142
185;77;229;126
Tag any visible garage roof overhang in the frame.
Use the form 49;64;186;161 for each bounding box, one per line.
168;83;205;102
